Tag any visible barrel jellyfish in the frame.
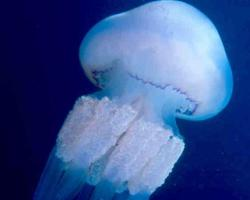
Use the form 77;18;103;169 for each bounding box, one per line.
34;1;233;200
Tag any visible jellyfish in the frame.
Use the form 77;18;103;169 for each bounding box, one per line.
34;1;233;200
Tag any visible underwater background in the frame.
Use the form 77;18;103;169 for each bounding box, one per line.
1;0;250;199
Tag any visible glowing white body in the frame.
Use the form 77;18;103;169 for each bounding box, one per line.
34;1;233;200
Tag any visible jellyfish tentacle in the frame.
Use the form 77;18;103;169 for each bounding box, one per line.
35;96;184;200
35;96;140;200
102;118;170;188
76;184;94;200
53;164;86;200
128;136;185;195
90;180;116;200
75;97;184;198
56;96;137;167
34;148;87;200
34;148;63;200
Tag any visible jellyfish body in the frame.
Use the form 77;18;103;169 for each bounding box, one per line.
34;1;233;200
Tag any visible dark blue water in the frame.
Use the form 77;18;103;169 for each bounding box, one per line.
1;0;250;199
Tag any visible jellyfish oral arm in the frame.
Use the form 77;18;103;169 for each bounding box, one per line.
34;96;184;200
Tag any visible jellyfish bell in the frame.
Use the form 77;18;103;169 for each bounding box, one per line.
79;0;233;121
34;1;233;200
